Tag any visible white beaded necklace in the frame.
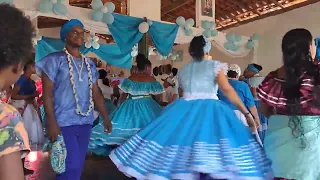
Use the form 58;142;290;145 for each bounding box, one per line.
64;49;94;116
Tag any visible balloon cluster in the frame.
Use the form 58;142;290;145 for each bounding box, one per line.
90;0;115;24
176;16;194;36
131;45;138;57
201;20;218;38
0;0;12;4
246;34;259;49
223;33;243;51
156;50;180;61
85;33;100;49
39;0;68;16
138;20;153;34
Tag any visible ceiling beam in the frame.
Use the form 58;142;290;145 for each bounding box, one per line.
162;0;194;14
270;0;284;8
218;0;320;30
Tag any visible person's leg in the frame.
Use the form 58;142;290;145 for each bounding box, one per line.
76;125;92;174
0;152;25;180
56;126;80;180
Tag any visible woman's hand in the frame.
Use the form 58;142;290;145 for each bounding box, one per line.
245;113;257;132
103;116;112;134
47;120;60;142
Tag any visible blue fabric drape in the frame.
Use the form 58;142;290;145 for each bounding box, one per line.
36;37;133;69
107;14;179;56
107;14;144;54
149;21;179;56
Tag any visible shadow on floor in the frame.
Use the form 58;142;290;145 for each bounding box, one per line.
25;152;132;180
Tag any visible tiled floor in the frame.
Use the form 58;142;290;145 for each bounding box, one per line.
25;151;132;180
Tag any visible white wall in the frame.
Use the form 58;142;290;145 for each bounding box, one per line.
226;2;320;74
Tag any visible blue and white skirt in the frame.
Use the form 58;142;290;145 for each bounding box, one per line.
110;98;273;180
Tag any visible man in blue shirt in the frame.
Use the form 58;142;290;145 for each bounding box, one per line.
36;19;112;180
218;64;260;127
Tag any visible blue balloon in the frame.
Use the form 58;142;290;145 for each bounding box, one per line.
184;28;193;36
211;29;218;37
106;2;115;13
91;11;103;22
201;20;211;30
234;34;242;42
251;33;260;41
0;0;13;4
203;29;211;38
90;0;103;10
186;18;195;27
176;16;186;26
246;41;255;49
224;41;234;51
210;21;216;29
39;0;53;13
53;2;67;15
226;33;235;42
102;13;114;24
231;44;240;51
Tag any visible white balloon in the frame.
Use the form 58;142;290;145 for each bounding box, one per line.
85;42;92;48
101;6;108;13
138;22;149;34
87;37;92;42
171;55;177;61
92;36;99;42
131;50;138;57
92;42;100;49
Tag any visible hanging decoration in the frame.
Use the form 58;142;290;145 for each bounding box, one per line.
224;33;243;51
176;16;194;37
39;0;68;16
131;45;138;57
85;34;100;49
201;20;218;38
246;33;260;49
90;0;115;24
138;22;149;34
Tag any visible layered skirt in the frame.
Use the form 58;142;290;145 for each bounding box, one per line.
110;98;273;180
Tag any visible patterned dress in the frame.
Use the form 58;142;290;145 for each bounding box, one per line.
257;70;320;180
0;102;30;158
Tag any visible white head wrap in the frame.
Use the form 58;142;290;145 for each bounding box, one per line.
228;64;241;77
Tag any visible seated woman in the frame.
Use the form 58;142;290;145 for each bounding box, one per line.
257;28;320;179
88;54;164;155
11;61;44;146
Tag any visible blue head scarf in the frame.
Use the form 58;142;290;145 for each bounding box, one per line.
247;64;260;73
60;19;84;41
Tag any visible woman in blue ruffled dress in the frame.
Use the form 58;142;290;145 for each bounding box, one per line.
109;36;272;180
88;54;164;154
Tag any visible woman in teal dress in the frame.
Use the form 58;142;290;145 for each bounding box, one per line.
257;28;320;179
88;54;164;155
